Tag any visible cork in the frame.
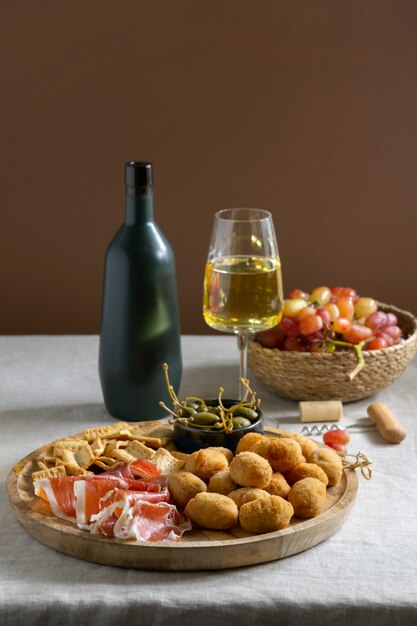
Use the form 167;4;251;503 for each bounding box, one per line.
299;400;343;423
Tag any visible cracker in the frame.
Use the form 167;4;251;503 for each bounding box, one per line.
62;460;94;476
53;438;86;452
32;465;67;481
124;440;155;460
94;455;120;465
151;448;184;475
134;436;163;449
82;423;129;442
124;425;145;437
103;439;128;456
59;446;95;470
73;444;95;469
43;456;61;465
93;460;123;471
90;437;106;457
112;449;136;464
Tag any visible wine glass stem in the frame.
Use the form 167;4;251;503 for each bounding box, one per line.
237;332;249;399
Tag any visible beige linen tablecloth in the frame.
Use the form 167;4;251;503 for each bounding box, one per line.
1;335;416;625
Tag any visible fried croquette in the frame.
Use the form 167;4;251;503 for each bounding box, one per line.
285;462;329;487
167;471;207;508
184;492;238;530
208;468;237;495
287;477;326;518
264;472;291;498
235;432;265;455
308;447;343;486
227;487;271;509
239;495;294;533
252;437;305;473
206;446;233;464
277;431;319;460
184;448;229;481
229;451;272;488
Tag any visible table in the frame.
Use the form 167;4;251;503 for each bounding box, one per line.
1;335;416;625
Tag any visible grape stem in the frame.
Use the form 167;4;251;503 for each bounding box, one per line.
330;340;366;380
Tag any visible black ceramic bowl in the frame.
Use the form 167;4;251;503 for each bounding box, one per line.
173;398;264;454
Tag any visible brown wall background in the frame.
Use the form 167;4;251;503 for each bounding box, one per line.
1;1;416;335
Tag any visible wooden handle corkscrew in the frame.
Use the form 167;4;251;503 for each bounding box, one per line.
367;402;406;444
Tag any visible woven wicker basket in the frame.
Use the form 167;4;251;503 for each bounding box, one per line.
248;303;417;402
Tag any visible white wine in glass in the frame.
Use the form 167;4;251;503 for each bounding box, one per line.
203;208;283;397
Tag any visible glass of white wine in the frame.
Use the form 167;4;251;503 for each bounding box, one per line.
203;208;283;397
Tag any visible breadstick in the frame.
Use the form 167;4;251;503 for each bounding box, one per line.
367;402;406;444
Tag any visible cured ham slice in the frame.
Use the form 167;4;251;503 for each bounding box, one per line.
34;459;164;523
103;459;161;487
34;475;81;521
74;481;170;528
90;495;192;541
33;458;192;542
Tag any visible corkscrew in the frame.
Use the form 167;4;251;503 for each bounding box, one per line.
300;420;375;436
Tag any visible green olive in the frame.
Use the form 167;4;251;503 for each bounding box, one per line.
191;412;220;425
230;406;259;421
232;417;252;429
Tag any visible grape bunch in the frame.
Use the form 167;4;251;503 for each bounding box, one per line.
257;286;403;353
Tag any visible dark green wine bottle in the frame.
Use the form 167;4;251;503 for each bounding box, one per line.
99;161;182;421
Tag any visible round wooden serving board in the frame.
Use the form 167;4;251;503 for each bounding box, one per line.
7;425;358;571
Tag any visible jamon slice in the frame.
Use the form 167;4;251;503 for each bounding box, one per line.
90;495;192;541
33;459;163;522
74;481;170;528
103;459;161;487
34;475;81;521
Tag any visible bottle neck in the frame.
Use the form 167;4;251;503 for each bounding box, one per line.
124;186;154;225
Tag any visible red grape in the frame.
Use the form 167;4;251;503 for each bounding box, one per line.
283;298;309;318
354;297;378;319
365;311;387;330
332;317;352;334
325;442;346;453
377;331;394;347
316;307;331;324
310;286;332;306
385;313;398;326
258;327;284;348
323;429;350;445
304;330;325;344
289;289;310;300
279;316;300;337
337;298;354;320
383;325;402;340
297;305;316;321
366;337;388;350
283;337;306;351
343;324;373;343
331;287;357;300
299;314;324;336
324;303;340;321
